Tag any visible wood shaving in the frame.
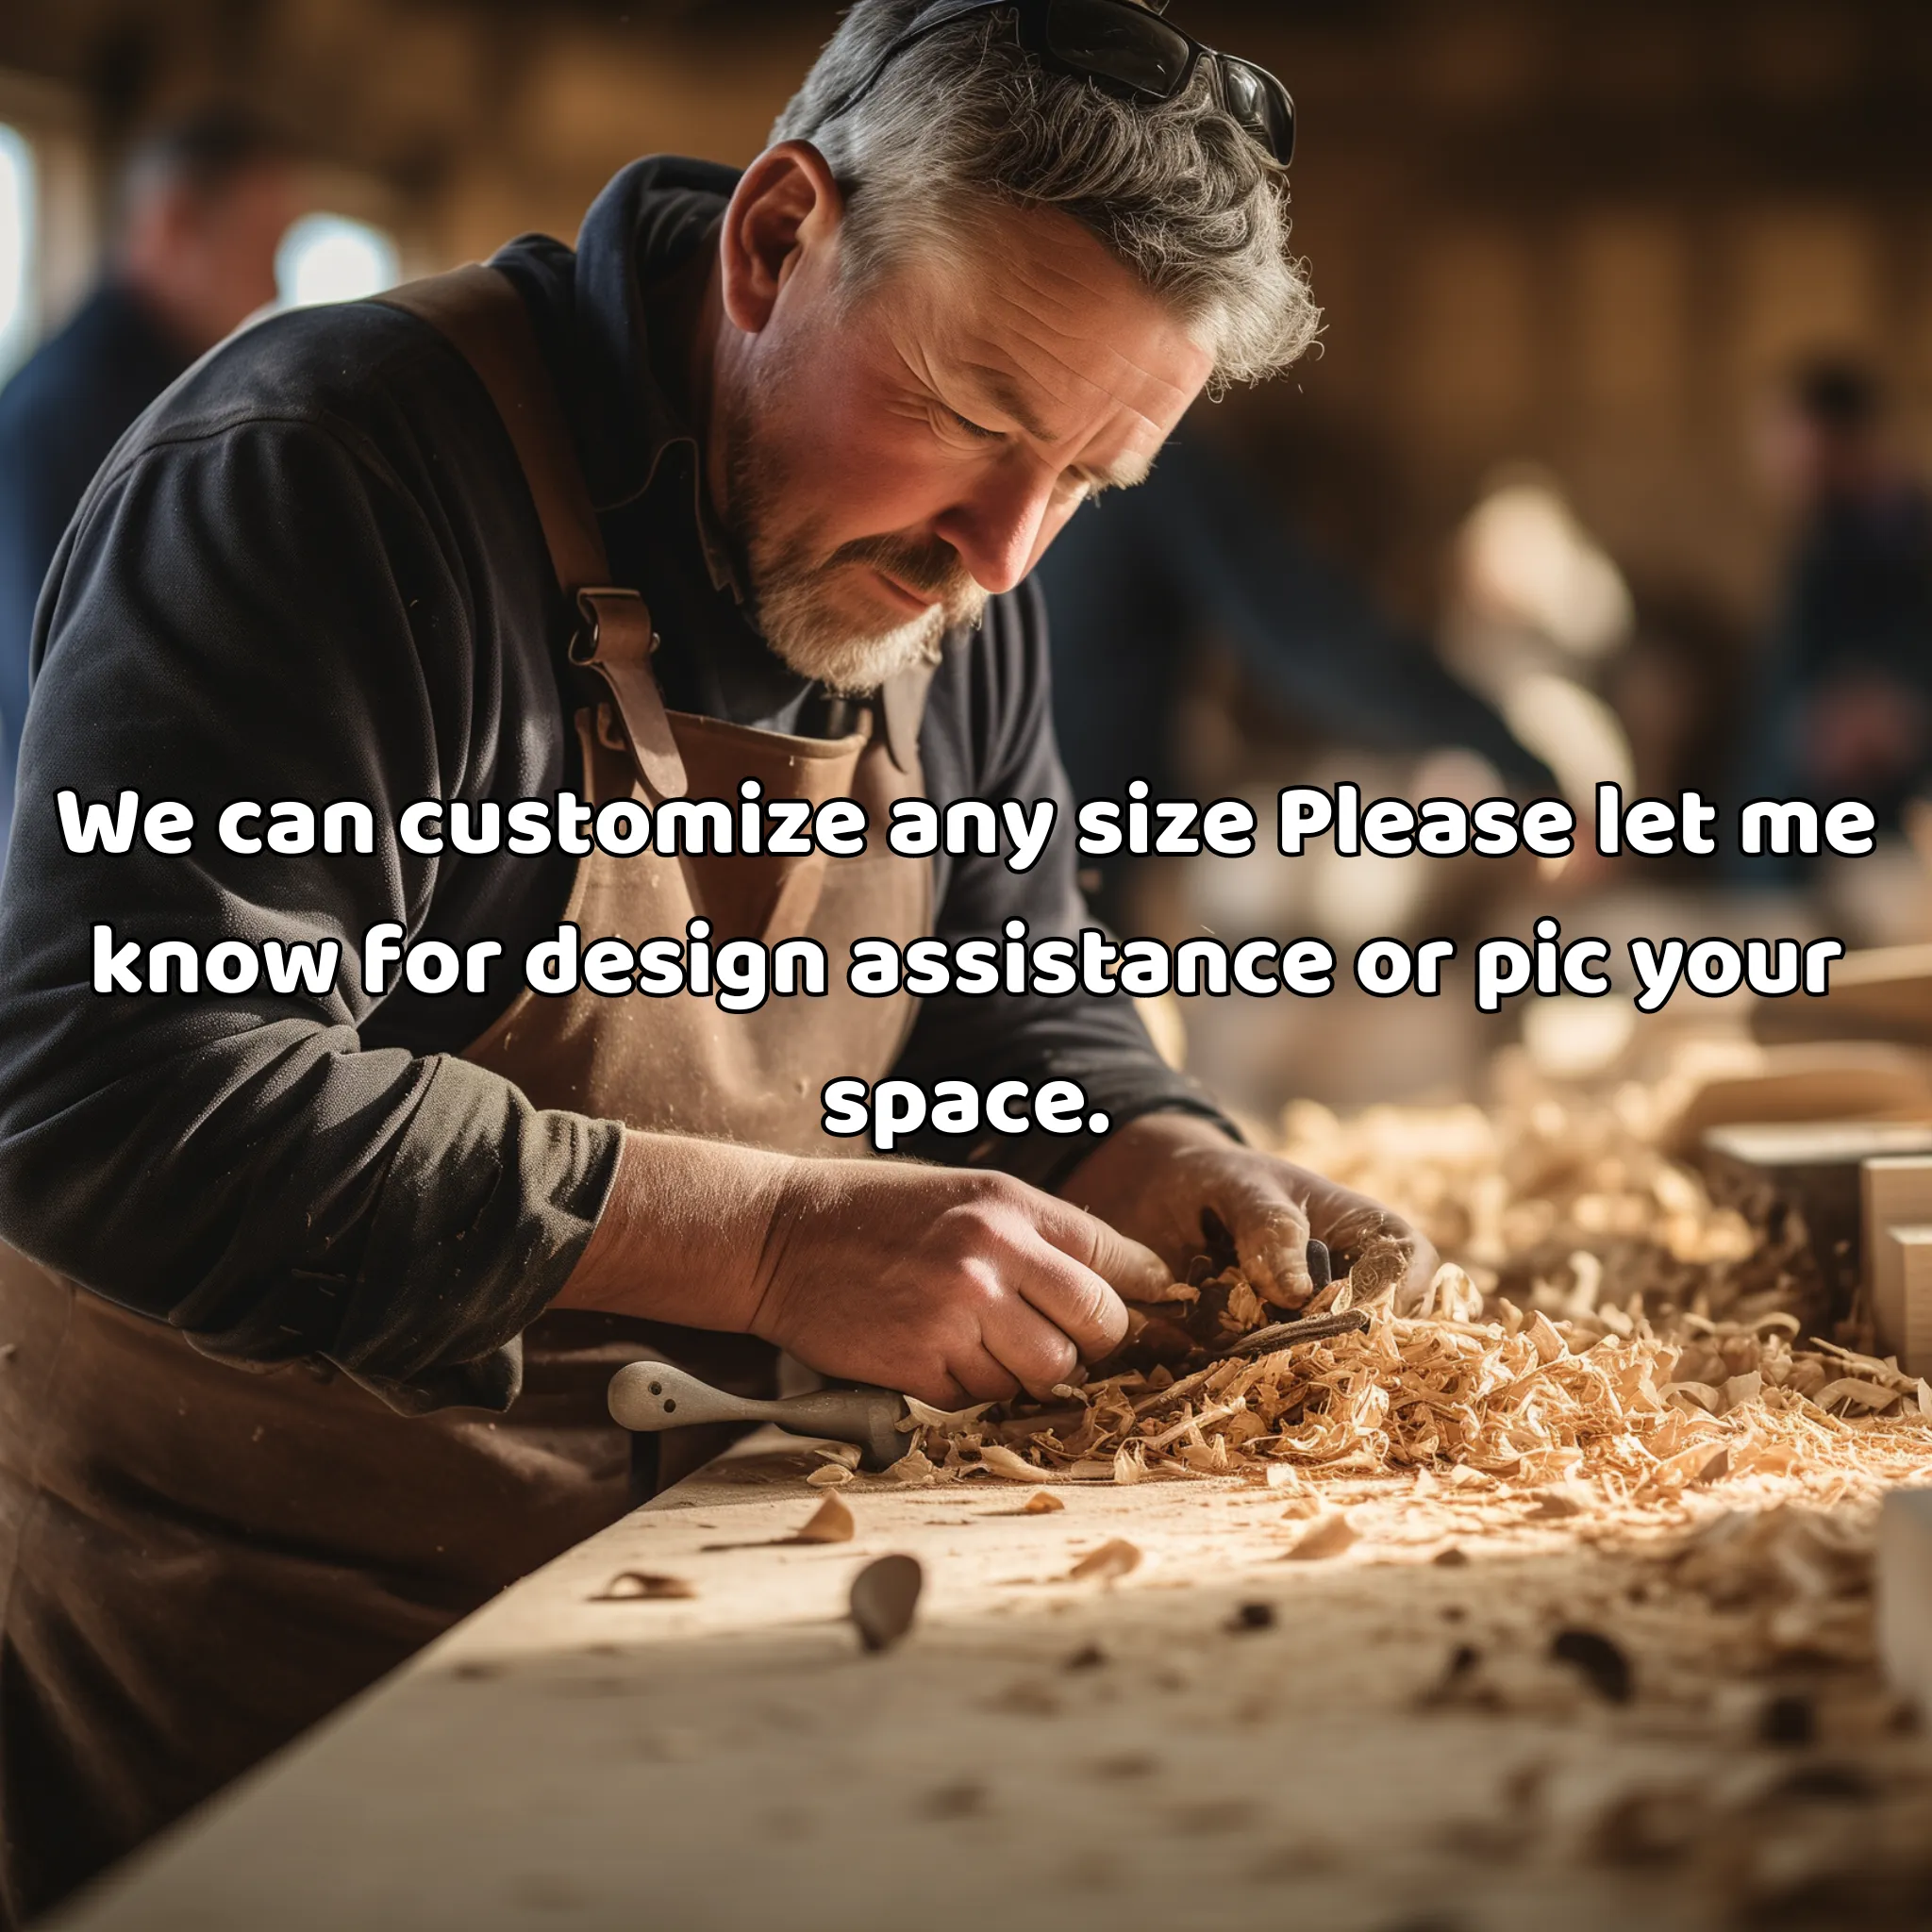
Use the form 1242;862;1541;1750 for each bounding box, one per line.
900;1395;996;1432
1284;1513;1357;1561
974;1442;1047;1482
794;1493;856;1543
1067;1538;1142;1583
848;1554;922;1652
886;1447;943;1486
590;1571;696;1601
1020;1491;1064;1514
806;1464;855;1488
1525;1486;1589;1520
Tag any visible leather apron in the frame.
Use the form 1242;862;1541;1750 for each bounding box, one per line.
0;265;932;1923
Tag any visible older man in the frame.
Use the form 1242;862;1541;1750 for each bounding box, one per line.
0;0;1425;1915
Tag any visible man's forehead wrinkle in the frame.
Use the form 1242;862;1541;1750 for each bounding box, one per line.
887;321;957;404
999;227;1208;392
950;348;1169;486
955;361;1059;444
1027;280;1196;406
989;283;1195;422
934;242;1201;426
988;243;1097;329
982;220;1160;328
897;242;1209;485
953;312;1193;453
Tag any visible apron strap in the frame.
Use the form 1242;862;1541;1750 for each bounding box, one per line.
879;657;937;774
376;265;689;801
572;590;689;802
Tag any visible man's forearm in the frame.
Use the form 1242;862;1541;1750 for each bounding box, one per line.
552;1127;1173;1406
552;1128;791;1329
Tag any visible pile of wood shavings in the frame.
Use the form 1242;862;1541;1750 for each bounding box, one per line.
891;1083;1932;1506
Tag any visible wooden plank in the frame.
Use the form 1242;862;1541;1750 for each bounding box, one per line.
1754;941;1932;1046
1702;1121;1932;1318
1879;1224;1932;1377
1878;1488;1932;1718
1666;1043;1932;1156
1864;1158;1932;1355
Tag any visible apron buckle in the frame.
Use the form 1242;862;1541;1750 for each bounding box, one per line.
570;588;689;800
570;586;659;663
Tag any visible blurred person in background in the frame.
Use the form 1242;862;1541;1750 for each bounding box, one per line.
1738;356;1932;869
1038;422;1550;922
0;107;297;861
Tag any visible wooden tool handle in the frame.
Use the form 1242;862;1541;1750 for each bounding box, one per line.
606;1362;909;1472
608;1361;776;1433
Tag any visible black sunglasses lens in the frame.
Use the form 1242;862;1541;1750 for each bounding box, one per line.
1044;0;1193;97
1223;58;1295;164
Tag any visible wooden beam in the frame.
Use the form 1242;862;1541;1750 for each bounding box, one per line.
1863;1157;1932;1366
1875;1225;1932;1377
1878;1488;1932;1720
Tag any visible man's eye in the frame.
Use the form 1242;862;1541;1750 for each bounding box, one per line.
943;408;1000;441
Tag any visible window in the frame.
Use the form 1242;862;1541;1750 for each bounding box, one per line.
0;123;32;381
275;212;398;308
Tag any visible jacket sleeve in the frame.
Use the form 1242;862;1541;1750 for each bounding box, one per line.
891;576;1235;1189
0;417;622;1414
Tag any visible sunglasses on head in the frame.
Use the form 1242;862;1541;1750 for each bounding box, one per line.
816;0;1296;169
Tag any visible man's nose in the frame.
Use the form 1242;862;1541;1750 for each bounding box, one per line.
933;467;1058;596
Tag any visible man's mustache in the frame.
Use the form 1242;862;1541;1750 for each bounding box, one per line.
828;533;982;613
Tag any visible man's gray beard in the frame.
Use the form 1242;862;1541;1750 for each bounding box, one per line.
724;403;986;695
752;567;952;696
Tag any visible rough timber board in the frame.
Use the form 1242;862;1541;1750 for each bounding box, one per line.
1878;1488;1932;1716
1864;1158;1932;1347
48;1436;1928;1932
1883;1224;1932;1377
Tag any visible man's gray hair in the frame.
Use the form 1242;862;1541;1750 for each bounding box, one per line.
772;1;1318;391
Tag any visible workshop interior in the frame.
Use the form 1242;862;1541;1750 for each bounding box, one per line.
2;2;1931;1928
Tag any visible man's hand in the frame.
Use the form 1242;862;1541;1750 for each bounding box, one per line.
748;1162;1169;1407
555;1130;1169;1408
1061;1112;1436;1310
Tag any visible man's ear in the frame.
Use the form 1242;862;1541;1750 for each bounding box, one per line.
719;142;845;335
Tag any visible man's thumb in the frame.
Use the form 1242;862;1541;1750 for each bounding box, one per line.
1079;1217;1176;1307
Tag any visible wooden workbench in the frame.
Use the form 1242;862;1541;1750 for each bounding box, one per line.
49;1433;1929;1932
